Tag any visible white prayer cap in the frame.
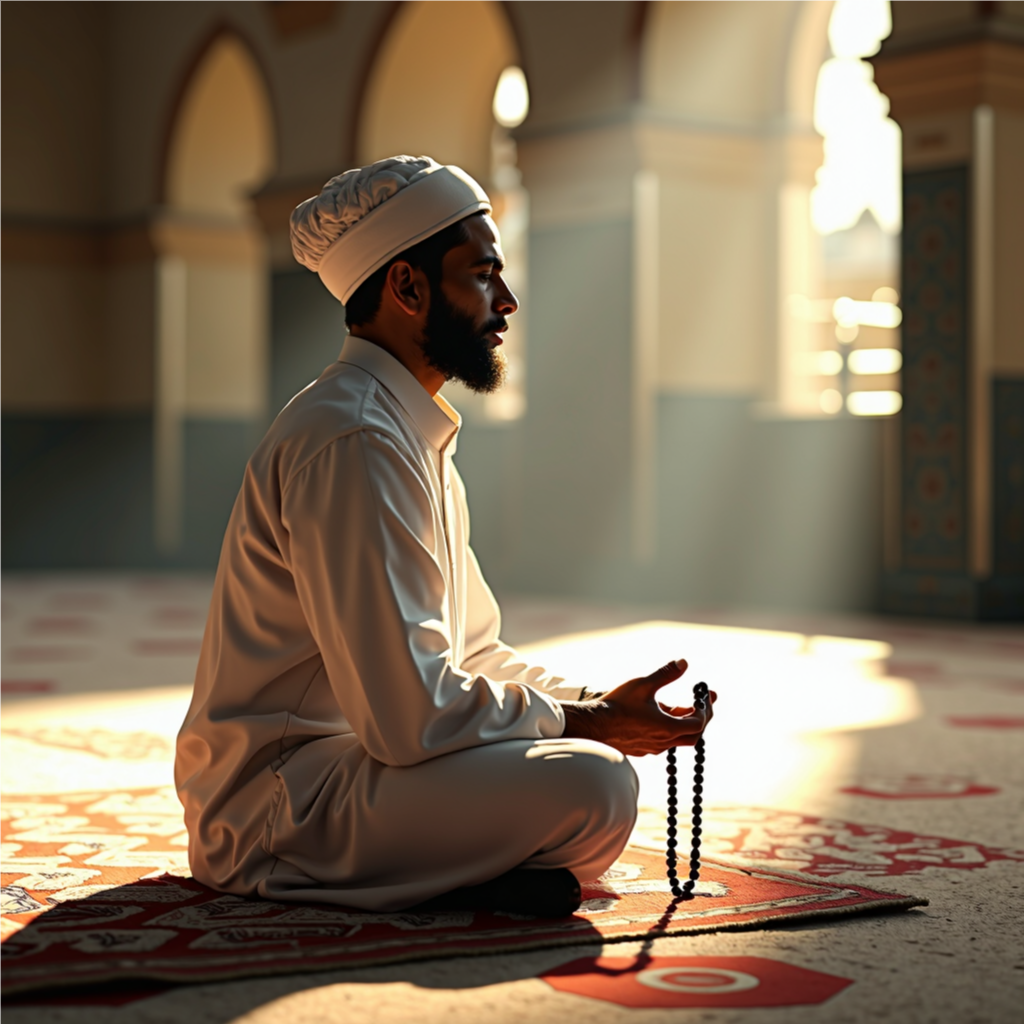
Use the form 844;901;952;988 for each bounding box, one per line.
290;156;492;305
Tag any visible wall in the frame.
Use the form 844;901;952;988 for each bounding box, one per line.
3;0;892;614
359;0;516;182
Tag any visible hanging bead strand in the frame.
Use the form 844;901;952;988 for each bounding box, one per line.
665;680;709;900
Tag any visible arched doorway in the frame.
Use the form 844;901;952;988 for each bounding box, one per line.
154;32;275;552
357;0;528;422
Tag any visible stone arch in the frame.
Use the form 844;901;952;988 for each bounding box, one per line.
356;0;529;421
154;30;276;551
636;1;833;412
163;32;275;219
642;0;803;124
357;0;519;183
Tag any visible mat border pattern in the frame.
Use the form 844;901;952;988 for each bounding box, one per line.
1;884;927;996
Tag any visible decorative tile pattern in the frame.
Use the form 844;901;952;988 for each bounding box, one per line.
900;167;968;572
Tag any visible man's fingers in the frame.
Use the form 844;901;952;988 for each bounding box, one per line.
632;658;687;695
658;702;693;716
662;699;713;745
657;684;715;719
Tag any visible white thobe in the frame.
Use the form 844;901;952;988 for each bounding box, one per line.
175;335;637;910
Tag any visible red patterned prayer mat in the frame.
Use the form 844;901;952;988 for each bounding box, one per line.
693;806;1024;877
1;788;925;996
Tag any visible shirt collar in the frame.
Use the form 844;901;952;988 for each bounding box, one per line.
338;334;460;453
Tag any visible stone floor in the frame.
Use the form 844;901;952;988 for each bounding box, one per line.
2;574;1023;1023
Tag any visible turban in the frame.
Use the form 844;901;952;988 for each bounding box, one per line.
290;156;492;305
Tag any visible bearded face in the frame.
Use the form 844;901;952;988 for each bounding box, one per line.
420;287;508;394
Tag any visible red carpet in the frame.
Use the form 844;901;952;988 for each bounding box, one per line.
1;788;926;996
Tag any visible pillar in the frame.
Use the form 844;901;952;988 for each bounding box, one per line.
874;3;1024;619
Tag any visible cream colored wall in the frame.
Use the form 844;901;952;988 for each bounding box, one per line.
162;34;273;421
644;0;797;125
656;159;769;395
359;1;515;183
181;262;268;418
637;1;827;401
509;0;637;129
166;36;275;220
101;3;378;219
150;32;275;550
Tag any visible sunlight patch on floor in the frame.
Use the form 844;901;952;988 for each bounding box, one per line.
520;620;922;812
1;686;192;795
2;615;921;816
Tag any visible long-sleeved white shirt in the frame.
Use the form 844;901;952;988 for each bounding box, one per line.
176;335;579;891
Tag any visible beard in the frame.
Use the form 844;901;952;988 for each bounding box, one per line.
421;290;508;394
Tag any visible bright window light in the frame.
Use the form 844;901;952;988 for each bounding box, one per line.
812;0;899;235
818;351;844;376
849;348;902;375
828;0;891;59
820;389;844;414
833;296;902;329
493;66;529;128
847;390;902;416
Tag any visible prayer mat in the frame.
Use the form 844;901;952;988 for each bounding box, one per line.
1;788;926;996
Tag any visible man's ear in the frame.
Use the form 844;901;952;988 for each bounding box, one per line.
384;261;427;318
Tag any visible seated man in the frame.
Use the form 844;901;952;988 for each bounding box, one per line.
175;156;713;917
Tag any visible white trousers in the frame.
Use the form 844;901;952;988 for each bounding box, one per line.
255;735;639;911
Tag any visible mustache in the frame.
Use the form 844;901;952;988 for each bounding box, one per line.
479;317;508;337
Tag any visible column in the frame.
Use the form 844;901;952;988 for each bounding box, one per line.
874;7;1024;619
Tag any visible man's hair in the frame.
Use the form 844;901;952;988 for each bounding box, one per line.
344;214;479;329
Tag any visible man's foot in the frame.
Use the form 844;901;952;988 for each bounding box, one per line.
411;867;582;918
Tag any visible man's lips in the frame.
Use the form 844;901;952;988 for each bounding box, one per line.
485;323;508;346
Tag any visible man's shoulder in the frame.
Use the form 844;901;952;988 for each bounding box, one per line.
253;361;415;485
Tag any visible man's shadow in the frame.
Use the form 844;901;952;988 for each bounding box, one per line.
4;874;665;1016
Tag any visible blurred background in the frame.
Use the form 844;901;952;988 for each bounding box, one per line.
2;0;1022;620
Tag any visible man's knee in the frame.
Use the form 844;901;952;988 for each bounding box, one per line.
526;738;638;822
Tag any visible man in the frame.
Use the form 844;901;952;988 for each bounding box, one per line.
176;156;713;917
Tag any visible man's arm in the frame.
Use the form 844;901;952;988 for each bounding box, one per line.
562;659;716;757
283;431;567;767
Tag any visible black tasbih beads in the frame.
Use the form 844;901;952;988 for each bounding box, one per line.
665;680;709;899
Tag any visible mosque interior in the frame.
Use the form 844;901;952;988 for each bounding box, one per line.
2;2;1023;1022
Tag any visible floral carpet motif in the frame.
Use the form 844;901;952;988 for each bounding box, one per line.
0;788;925;996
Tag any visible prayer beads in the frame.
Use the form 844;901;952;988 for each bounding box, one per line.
665;681;709;899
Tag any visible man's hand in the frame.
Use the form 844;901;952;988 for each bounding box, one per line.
561;659;715;756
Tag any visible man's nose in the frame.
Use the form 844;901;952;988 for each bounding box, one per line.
495;277;519;316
